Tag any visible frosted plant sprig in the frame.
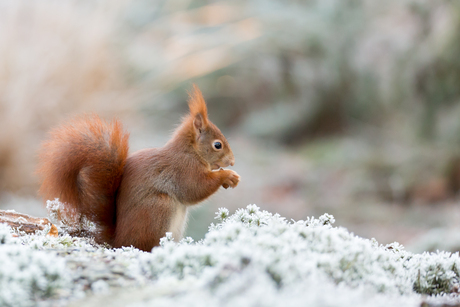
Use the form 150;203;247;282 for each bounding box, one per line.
319;213;335;226
215;208;230;222
159;232;175;247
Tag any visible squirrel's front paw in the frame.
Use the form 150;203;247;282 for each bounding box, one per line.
222;170;240;189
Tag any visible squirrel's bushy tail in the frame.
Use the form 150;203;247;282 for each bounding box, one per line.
37;114;129;243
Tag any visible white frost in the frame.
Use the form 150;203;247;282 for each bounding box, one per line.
1;205;460;306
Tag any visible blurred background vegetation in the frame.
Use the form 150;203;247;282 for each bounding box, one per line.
1;0;460;252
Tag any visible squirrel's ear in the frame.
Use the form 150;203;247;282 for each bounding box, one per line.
193;113;204;134
188;84;208;128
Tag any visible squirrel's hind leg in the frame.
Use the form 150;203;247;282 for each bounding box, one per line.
113;193;175;251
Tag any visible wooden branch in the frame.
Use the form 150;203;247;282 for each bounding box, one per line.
0;209;52;234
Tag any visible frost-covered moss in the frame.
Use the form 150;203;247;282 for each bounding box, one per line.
135;205;460;306
0;225;70;307
0;223;12;245
3;205;460;306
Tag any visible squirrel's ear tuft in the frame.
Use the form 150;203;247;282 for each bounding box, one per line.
188;84;208;127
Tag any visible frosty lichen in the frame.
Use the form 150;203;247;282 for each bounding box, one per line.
46;198;97;236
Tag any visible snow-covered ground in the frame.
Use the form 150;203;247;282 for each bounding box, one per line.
1;205;460;307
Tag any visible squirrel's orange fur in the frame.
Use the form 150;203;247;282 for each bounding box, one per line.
37;86;239;251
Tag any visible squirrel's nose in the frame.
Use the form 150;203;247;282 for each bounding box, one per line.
229;159;235;167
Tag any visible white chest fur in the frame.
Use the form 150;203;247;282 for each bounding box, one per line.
168;202;189;241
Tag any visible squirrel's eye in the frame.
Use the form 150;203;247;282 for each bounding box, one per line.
213;141;222;150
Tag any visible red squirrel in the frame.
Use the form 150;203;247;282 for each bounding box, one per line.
37;85;240;251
